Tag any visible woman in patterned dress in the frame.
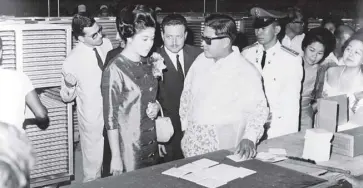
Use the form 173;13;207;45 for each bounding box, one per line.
101;5;162;175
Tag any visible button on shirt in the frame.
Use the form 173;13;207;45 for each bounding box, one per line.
0;68;34;130
164;47;185;75
282;33;305;56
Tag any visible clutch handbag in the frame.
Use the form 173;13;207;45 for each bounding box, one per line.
155;101;174;143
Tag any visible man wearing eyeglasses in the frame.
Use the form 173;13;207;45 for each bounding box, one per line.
281;7;305;56
60;14;113;182
242;7;303;139
157;14;202;162
179;14;269;159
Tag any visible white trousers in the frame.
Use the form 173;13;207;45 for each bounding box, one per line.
79;121;104;182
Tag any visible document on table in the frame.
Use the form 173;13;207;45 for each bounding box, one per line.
162;158;256;188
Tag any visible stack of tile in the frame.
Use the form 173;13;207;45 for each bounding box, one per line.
25;95;70;180
0;30;16;70
22;29;68;88
42;87;80;143
97;18;119;48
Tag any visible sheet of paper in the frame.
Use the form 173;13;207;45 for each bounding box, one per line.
192;158;219;168
177;163;205;174
200;164;256;183
180;173;208;183
237;167;257;178
197;178;227;188
162;167;189;178
316;98;338;132
268;148;287;156
226;154;245;162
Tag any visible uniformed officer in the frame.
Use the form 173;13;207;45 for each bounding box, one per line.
242;7;303;139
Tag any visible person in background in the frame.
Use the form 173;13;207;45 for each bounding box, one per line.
321;16;344;34
281;6;305;56
180;14;269;159
299;28;336;131
101;4;161;175
157;13;202;162
0;37;49;131
315;25;355;98
0;122;35;188
60;14;113;182
98;5;110;17
322;33;363;118
242;7;303;139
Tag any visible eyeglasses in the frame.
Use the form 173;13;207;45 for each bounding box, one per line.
87;26;103;40
201;35;229;45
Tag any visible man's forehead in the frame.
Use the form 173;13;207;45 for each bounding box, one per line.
164;24;186;32
83;23;99;34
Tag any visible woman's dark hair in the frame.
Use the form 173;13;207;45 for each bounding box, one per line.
301;27;336;60
71;14;96;40
204;14;237;44
116;5;156;42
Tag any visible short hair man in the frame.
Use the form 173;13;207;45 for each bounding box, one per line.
60;14;113;182
242;7;303;139
157;14;202;162
180;14;269;159
281;7;305;55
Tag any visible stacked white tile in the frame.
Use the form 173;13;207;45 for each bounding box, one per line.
25;95;73;183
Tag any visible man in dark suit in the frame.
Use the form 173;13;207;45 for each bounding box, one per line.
157;14;202;162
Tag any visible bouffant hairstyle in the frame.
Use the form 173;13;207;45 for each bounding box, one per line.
116;5;156;42
302;27;336;60
204;14;237;44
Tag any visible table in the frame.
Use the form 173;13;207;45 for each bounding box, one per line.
71;132;363;188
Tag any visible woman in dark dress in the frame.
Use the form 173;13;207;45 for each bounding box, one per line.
101;5;162;175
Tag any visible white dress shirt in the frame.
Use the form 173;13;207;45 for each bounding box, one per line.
164;47;185;75
282;33;305;56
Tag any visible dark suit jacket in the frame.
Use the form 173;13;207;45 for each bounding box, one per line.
156;44;202;143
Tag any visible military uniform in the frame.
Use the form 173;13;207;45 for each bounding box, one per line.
242;7;303;139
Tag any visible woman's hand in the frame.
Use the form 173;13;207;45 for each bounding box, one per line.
146;102;160;120
110;156;123;176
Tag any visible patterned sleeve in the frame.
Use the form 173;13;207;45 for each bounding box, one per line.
242;99;269;144
101;63;123;130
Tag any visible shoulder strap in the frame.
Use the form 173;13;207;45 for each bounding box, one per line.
281;45;299;57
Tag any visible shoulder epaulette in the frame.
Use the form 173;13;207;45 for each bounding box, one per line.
241;42;258;52
281;45;299;56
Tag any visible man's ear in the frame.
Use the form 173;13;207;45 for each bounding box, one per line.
274;25;281;36
78;36;85;43
184;30;188;41
161;31;165;42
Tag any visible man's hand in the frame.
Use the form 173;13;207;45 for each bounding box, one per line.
63;72;77;88
235;139;256;160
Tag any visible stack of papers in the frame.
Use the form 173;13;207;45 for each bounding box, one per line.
255;148;288;163
162;158;256;188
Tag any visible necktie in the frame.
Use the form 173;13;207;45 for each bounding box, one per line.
176;54;185;82
93;48;104;71
261;51;266;69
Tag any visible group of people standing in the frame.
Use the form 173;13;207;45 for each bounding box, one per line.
59;3;363;185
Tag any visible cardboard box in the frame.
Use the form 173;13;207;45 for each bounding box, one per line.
332;126;363;157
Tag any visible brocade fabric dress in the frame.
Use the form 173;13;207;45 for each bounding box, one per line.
101;54;159;172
